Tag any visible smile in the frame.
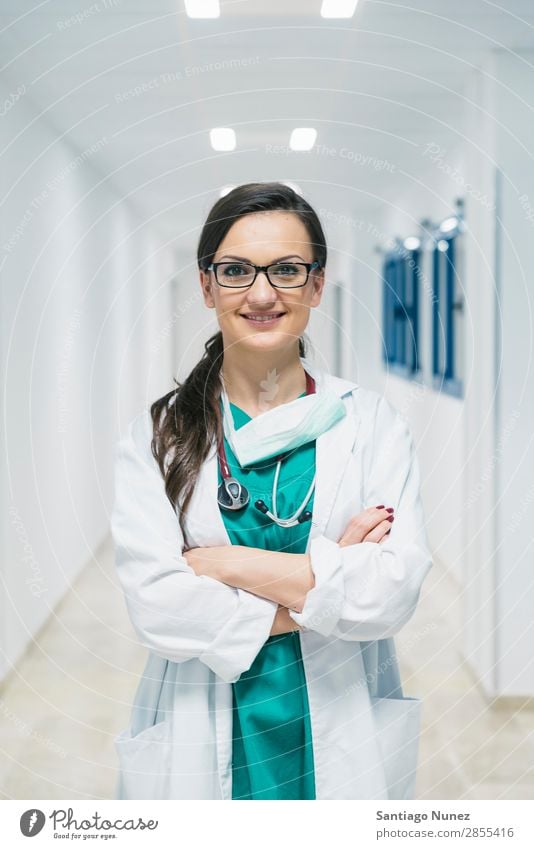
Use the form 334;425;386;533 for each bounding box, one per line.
240;312;286;327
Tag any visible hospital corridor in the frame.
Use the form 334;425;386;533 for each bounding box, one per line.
1;1;534;803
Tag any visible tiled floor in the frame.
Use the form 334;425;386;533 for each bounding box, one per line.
0;537;532;799
402;555;534;800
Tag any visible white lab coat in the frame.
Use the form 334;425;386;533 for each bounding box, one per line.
110;357;433;800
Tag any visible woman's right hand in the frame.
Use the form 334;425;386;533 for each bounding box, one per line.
337;505;394;546
268;506;394;635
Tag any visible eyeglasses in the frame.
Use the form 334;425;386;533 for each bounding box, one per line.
206;260;321;289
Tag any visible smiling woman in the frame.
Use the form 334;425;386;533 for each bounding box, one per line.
111;181;432;800
196;192;327;415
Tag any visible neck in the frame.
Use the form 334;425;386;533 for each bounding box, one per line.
221;346;307;415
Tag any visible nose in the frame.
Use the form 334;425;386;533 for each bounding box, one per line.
245;269;278;303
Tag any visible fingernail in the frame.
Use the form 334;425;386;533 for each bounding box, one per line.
375;505;385;509
386;507;394;513
387;515;394;522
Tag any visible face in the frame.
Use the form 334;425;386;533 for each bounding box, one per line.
199;210;325;355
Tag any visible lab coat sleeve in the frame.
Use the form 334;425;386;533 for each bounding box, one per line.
110;411;278;684
288;395;433;639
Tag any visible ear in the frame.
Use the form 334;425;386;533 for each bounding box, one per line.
310;266;326;307
199;268;215;308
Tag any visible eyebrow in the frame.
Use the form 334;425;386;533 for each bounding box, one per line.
217;254;307;262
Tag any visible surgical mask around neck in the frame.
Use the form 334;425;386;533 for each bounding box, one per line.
219;376;347;467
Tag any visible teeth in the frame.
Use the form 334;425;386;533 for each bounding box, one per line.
244;314;282;320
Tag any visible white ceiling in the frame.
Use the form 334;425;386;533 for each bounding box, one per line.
2;0;534;243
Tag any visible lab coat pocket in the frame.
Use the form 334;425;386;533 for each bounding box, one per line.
370;695;422;800
114;719;172;799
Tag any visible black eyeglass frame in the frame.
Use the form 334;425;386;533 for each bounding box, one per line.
206;260;321;289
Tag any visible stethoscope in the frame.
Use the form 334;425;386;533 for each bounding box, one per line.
216;371;316;528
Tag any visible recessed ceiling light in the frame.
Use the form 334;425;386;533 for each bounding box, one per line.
403;236;421;251
289;128;317;151
184;0;220;18
210;128;236;151
440;215;459;233
320;0;359;18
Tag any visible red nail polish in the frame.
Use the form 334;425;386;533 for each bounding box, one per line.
375;505;385;509
387;515;394;522
386;507;394;513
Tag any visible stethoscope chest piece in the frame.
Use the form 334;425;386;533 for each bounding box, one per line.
216;370;317;527
217;477;250;511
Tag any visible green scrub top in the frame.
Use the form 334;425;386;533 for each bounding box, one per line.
217;394;316;800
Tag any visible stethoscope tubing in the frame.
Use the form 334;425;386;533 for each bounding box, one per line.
217;371;316;526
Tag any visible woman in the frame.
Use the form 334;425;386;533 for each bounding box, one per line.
111;182;433;800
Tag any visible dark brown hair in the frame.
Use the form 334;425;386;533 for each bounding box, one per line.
150;181;327;539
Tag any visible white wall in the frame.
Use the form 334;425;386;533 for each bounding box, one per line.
490;49;534;696
454;50;534;698
461;62;501;698
0;80;174;681
345;150;467;588
337;50;534;698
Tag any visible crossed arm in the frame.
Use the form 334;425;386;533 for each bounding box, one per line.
184;545;313;607
183;504;396;627
183;546;313;636
112;401;432;681
183;545;312;635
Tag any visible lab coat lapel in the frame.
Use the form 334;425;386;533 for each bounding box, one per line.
183;444;231;548
299;360;360;536
310;397;359;539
